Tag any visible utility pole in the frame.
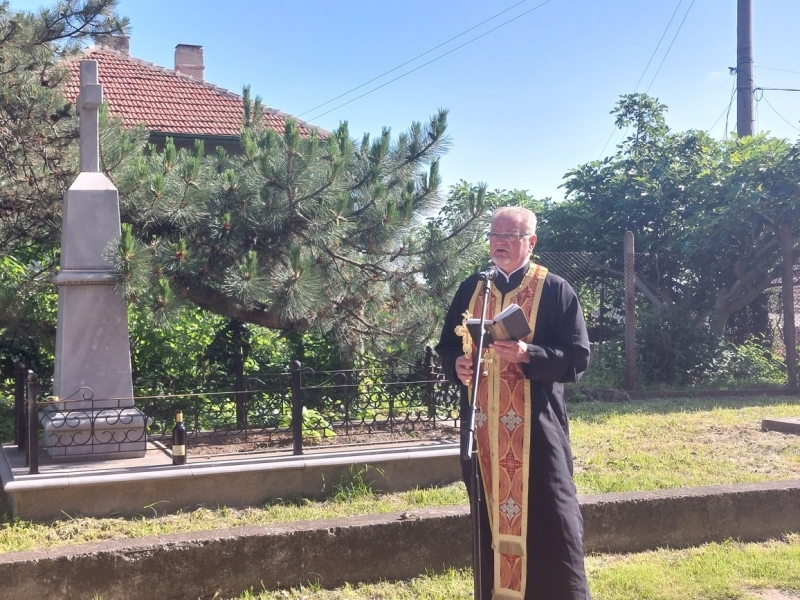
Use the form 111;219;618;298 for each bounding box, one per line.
736;0;755;137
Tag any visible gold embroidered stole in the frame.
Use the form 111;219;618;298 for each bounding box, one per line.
466;264;547;600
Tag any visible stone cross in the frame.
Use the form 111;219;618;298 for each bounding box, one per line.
78;60;103;173
45;60;147;461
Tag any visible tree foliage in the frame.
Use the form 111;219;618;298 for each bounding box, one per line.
548;93;800;341
109;106;488;363
0;0;128;254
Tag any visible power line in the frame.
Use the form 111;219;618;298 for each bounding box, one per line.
633;0;685;93
754;85;760;134
724;86;736;138
299;0;552;121
758;94;800;132
596;0;685;159
644;0;696;94
756;65;800;76
754;86;800;93
707;74;737;137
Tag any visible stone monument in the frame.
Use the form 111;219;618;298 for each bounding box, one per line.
42;60;147;461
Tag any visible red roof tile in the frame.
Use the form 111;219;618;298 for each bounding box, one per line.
63;47;323;139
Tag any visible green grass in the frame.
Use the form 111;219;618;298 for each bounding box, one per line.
1;396;799;556
0;483;467;554
586;535;800;600
569;396;800;493
224;535;800;599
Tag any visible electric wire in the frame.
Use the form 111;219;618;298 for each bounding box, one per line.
756;66;800;76
754;87;800;93
635;0;685;92
758;94;800;132
707;74;736;137
724;86;735;138
301;0;553;122
596;0;685;159
754;86;759;134
644;0;696;94
297;0;537;118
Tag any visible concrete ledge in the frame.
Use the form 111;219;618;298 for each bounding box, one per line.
0;506;472;600
3;443;463;521
580;479;800;553
1;479;799;599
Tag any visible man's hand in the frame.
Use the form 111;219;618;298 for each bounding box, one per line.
490;340;530;364
455;354;474;384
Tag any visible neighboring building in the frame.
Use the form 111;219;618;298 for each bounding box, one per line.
63;37;324;154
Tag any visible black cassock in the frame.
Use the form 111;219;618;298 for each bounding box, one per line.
435;261;591;600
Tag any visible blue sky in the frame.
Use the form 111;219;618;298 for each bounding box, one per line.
14;0;800;201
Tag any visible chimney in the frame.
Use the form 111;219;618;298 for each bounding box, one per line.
174;44;204;81
100;35;130;55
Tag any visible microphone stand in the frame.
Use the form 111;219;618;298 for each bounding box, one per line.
462;270;494;600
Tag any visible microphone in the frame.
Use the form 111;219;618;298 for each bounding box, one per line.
478;264;497;281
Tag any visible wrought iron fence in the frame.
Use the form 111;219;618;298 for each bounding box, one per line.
14;348;462;473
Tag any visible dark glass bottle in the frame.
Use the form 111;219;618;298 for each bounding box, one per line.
172;411;187;465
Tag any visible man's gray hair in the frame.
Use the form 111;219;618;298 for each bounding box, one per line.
491;206;537;235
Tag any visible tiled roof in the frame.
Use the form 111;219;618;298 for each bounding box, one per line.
63;47;323;139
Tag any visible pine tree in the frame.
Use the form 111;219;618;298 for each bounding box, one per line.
111;103;489;363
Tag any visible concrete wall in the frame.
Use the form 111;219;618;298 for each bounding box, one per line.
1;480;799;600
3;447;463;521
582;480;800;553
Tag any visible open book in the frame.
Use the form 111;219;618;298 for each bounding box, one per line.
466;304;532;347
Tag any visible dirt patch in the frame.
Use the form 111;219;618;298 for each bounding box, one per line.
168;423;461;457
751;589;800;600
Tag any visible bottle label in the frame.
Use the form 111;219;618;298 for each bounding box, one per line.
173;445;186;456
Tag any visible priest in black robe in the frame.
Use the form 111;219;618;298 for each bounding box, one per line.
435;206;591;600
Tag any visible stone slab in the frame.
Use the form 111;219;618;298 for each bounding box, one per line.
762;418;800;435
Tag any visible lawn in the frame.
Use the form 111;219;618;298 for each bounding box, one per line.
2;395;799;558
569;395;800;493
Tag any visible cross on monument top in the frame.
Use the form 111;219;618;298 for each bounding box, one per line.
78;60;103;173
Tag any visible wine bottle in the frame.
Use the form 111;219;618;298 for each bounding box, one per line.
172;411;187;465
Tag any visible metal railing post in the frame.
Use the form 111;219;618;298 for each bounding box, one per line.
388;368;395;434
235;351;246;430
425;346;436;421
26;371;39;474
15;362;26;450
291;361;303;456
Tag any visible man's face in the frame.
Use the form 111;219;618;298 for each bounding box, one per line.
488;213;537;273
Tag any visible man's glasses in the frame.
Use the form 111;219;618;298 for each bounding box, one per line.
486;232;531;242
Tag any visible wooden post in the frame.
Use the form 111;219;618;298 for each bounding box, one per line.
736;0;755;137
780;224;797;388
624;231;638;390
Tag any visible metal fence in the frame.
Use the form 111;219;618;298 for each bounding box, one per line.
13;349;461;473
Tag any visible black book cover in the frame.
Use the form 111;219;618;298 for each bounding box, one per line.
466;304;532;347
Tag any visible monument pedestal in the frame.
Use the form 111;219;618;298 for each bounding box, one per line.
40;406;148;461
